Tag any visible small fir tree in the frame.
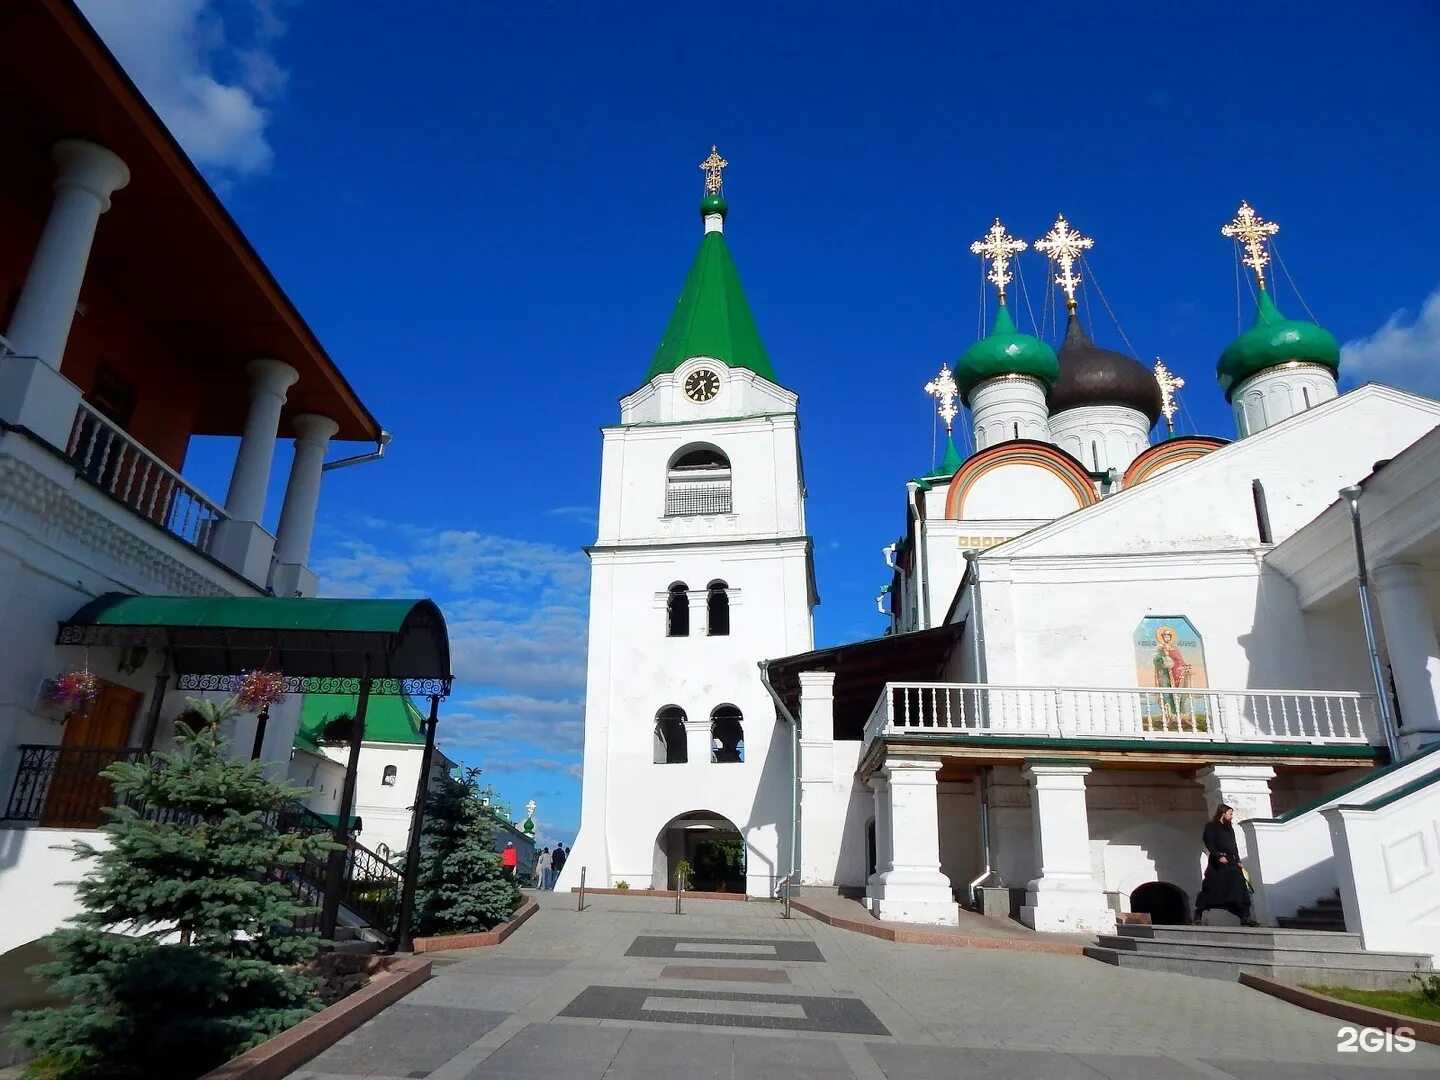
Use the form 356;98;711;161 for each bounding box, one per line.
12;708;334;1080
415;767;520;935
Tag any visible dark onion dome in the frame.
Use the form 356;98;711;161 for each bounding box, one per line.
1048;314;1163;426
955;303;1059;404
1217;287;1340;400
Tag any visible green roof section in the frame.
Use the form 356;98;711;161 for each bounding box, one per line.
925;433;963;479
956;303;1059;403
66;594;424;633
296;692;427;749
644;199;777;385
1217;287;1340;400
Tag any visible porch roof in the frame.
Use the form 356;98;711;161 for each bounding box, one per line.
763;622;963;740
57;593;451;693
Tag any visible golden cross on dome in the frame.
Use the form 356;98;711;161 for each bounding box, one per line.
970;218;1027;303
924;363;959;434
1221;200;1280;289
1034;214;1094;312
699;145;728;196
1154;358;1184;436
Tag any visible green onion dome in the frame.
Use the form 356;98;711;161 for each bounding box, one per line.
1217;288;1339;400
700;193;728;218
956;303;1060;404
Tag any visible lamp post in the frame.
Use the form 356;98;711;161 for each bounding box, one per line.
1340;485;1403;761
395;694;441;952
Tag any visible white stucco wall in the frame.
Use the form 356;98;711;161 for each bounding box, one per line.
0;827;104;957
562;361;815;896
291;741;429;859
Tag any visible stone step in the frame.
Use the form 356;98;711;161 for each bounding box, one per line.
1095;934;1430;969
1313;896;1343;910
1084;947;1430;990
1115;924;1364;950
1277;914;1348;932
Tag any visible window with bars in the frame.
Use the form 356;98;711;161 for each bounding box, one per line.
666;445;732;517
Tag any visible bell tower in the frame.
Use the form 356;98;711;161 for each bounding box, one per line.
556;150;817;896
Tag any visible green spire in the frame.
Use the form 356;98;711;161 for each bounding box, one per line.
1216;287;1340;400
926;433;963;479
955;303;1060;403
645;202;776;384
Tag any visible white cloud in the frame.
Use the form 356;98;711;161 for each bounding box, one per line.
1341;286;1440;398
77;0;287;178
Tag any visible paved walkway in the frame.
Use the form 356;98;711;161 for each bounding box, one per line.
287;893;1440;1079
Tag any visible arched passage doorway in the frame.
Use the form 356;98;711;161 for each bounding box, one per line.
1130;881;1190;925
653;810;746;892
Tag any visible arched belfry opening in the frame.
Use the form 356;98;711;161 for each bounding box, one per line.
706;580;730;636
666;444;732;516
654;706;687;764
666;582;689;637
710;704;743;763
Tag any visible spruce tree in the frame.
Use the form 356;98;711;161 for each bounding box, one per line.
12;709;334;1080
415;767;520;935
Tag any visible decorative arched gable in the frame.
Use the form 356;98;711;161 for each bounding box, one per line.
944;440;1096;520
1122;436;1229;488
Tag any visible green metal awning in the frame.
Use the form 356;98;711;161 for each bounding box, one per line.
58;594;452;696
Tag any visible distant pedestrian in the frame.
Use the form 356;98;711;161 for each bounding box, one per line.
1194;804;1256;925
552;844;567;881
535;847;552;889
501;840;518;881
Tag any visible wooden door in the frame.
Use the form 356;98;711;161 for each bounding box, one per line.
41;682;141;828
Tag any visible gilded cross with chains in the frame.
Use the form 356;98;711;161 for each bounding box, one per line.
699;145;728;196
1221;200;1280;289
1035;214;1094;312
970;218;1027;303
924;363;959;433
1154;358;1184;435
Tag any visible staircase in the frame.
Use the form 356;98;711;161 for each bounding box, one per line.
273;802;405;945
1085;923;1433;989
1276;889;1346;932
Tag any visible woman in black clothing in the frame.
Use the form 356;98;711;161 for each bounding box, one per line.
1194;803;1257;925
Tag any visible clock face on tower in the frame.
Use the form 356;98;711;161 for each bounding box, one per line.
684;368;720;403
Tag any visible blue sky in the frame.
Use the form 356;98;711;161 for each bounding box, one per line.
80;0;1440;847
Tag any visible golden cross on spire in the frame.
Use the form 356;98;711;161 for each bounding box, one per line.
699;145;728;196
970;218;1027;303
1153;358;1185;436
1221;200;1280;289
1034;214;1094;313
924;363;959;434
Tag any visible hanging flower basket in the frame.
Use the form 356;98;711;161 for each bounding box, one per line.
45;670;100;713
233;669;286;714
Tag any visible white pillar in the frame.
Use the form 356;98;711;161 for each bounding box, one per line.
274;414;339;566
797;670;837;885
1196;764;1274;861
1020;763;1115;934
224;359;299;522
868;759;958;925
5;140;130;369
867;774;892;890
685;718;711;765
1373;562;1440;755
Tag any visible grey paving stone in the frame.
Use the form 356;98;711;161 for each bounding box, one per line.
449;957;572;977
1074;1053;1212;1080
462;1022;627;1079
660;964;791;984
559;985;888;1036
732;1034;853;1080
405;973;554;1011
1211;1061;1440;1079
602;1027;735;1080
306;1004;505;1076
626;935;825;962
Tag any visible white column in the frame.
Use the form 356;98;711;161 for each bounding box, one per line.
1196;764;1274;861
797;670;837;884
224;359;299;522
866;774;892;890
274;414;339;566
684;718;711;765
5;140;130;369
1373;562;1440;755
869;759;958;925
1020;763;1115;934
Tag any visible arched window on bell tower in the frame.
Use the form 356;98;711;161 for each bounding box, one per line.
666;444;732;516
654;706;688;764
666;582;689;637
706;580;730;636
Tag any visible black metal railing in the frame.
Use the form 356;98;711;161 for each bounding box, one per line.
4;744;404;941
3;744;144;827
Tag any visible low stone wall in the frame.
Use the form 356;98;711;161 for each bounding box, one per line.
790;899;1085;956
411;896;540;953
198;955;431;1080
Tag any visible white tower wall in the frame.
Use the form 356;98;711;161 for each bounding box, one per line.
1232;363;1339;437
1049;404;1152;476
969;375;1051;450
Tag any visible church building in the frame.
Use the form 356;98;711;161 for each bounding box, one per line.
562;154;1440;968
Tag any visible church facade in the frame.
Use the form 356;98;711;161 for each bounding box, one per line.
562;160;1440;963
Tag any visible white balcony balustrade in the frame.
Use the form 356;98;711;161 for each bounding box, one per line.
864;682;1380;748
66;399;228;550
